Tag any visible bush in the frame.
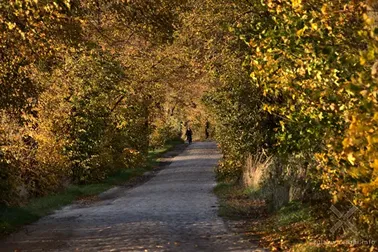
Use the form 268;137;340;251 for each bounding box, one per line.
205;0;378;239
0;112;68;205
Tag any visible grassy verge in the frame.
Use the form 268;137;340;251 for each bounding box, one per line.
147;138;185;167
249;202;327;251
213;182;267;220
249;202;375;251
214;181;373;251
0;138;184;237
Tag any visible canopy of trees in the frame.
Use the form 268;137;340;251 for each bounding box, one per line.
1;0;377;244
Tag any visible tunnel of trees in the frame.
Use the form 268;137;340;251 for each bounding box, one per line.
1;0;377;248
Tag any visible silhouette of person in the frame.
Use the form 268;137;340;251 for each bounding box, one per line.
185;128;193;144
205;121;210;139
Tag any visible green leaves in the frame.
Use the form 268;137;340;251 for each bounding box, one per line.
203;0;378;240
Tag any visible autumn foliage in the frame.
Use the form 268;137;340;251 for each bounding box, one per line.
203;0;378;242
0;0;203;204
1;0;377;246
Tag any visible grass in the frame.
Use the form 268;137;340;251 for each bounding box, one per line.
147;138;184;167
0;138;184;237
213;181;267;220
214;180;373;251
214;181;328;250
254;202;375;251
248;201;335;251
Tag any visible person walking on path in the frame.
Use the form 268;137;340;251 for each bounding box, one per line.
186;127;193;144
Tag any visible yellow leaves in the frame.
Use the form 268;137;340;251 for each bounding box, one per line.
371;159;378;171
371;135;378;144
349;168;360;178
321;4;327;15
310;22;318;31
342;137;352;148
263;103;273;113
64;0;71;9
297;67;305;76
214;0;378;237
6;22;16;30
315;153;329;165
368;48;376;62
248;39;254;48
267;0;275;9
360;56;367;65
19;31;26;40
360;178;378;195
291;0;302;11
282;36;289;45
316;72;322;81
318;112;323;121
332;194;338;203
360;90;368;96
296;25;308;37
363;13;374;26
347;153;356;165
123;148;139;155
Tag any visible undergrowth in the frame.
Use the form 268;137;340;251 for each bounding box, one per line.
214;181;376;251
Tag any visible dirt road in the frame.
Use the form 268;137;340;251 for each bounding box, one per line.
1;142;262;252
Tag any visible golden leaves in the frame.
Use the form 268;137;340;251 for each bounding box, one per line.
310;22;318;31
291;0;302;11
321;4;327;15
347;153;356;165
6;22;16;30
296;25;308;37
243;0;378;235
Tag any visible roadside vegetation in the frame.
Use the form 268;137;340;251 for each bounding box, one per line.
1;0;208;219
203;1;378;251
1;1;378;250
0;138;184;237
214;180;373;251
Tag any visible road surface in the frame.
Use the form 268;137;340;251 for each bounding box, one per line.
1;142;262;252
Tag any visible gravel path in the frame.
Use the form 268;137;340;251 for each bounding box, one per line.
1;142;263;252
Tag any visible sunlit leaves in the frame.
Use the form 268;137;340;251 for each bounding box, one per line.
0;0;192;202
237;0;378;238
